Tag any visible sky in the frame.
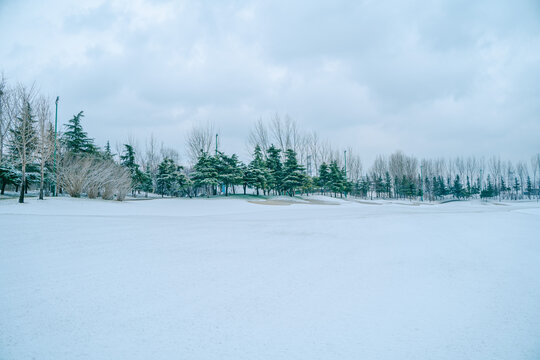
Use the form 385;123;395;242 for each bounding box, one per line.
1;0;539;164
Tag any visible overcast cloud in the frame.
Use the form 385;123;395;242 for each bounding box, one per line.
1;0;539;163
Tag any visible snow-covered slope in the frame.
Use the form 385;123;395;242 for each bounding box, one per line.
1;197;539;360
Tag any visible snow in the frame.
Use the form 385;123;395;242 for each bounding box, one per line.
1;197;540;360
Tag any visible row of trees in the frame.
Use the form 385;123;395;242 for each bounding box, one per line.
0;76;133;202
1;74;539;202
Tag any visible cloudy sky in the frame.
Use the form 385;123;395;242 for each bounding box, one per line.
1;0;539;163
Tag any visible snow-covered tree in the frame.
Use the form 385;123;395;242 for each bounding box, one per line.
246;145;269;196
62;111;97;154
282;149;306;197
9;87;37;203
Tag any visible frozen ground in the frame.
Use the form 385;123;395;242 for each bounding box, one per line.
1;196;540;360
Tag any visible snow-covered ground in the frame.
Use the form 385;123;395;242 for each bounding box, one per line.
1;196;540;360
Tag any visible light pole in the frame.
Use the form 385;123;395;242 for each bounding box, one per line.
53;96;59;196
215;133;218;156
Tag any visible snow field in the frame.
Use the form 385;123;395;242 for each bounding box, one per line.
1;197;540;359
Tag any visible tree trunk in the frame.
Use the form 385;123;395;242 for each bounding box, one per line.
19;167;25;203
39;162;45;200
1;180;5;195
243;184;246;195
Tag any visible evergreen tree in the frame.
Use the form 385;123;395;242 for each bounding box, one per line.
156;157;188;197
103;141;113;160
282;149;305;196
240;162;249;195
217;152;243;196
317;162;330;194
120;144;141;196
451;175;465;199
157;157;175;196
246;145;269;196
513;177;520;200
328;160;346;197
360;175;370;198
266;145;283;195
139;168;153;196
0;160;20;195
526;175;532;199
62;111;97;154
481;175;495;199
374;175;384;198
191;151;219;197
384;171;392;198
302;175;314;195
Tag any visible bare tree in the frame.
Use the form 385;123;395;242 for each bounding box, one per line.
465;156;479;185
308;131;320;175
247;118;270;158
489;156;502;200
186;121;215;164
532;154;540;200
346;148;362;183
161;145;180;164
143;134;161;192
516;161;528;199
8;84;37;203
269;114;300;154
371;155;387;179
36;96;54;200
0;73;10;164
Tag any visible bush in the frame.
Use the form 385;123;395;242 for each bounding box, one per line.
58;154;132;200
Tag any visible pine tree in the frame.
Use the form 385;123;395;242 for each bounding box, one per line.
374;175;384;198
384;171;392;198
513;177;520;200
526;175;532;199
216;152;243;196
155;157;188;197
282;149;305;197
62;111;97;154
451;175;464;199
157;157;175;197
246;145;269;196
266;145;283;195
317;162;330;194
0;160;20;195
191;151;219;197
360;175;370;198
103;141;113;160
139;167;153;197
302;175;314;195
240;162;249;195
481;175;495;199
327;160;347;197
120;144;141;196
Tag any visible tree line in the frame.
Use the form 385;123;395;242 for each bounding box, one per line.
1;75;539;203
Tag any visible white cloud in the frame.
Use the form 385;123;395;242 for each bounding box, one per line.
0;0;538;163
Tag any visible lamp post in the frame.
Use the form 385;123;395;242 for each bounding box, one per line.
53;96;59;196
